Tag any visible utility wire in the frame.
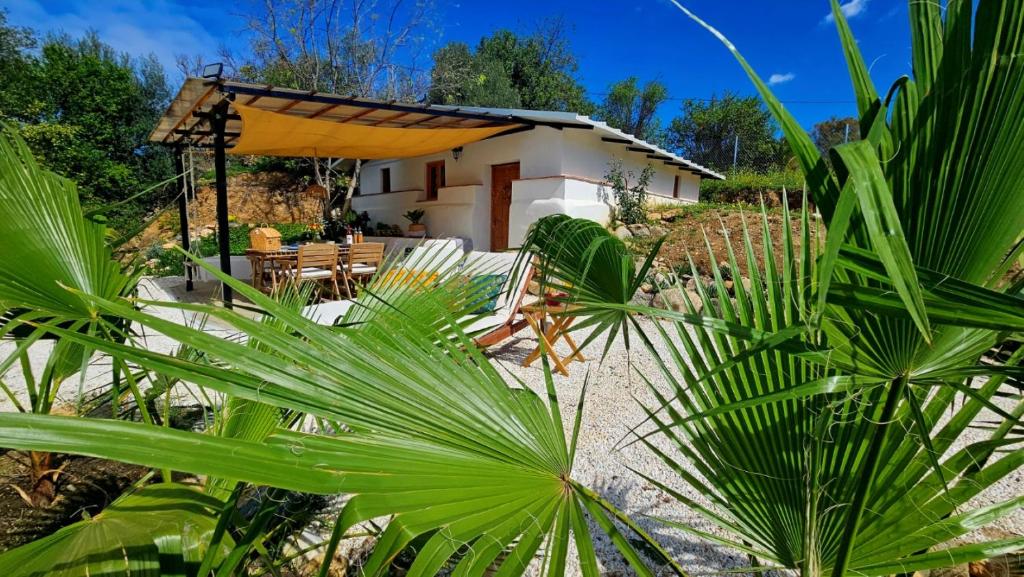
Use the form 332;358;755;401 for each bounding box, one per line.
584;90;857;105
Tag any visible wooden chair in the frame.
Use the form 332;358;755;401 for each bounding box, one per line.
284;243;341;299
340;242;385;298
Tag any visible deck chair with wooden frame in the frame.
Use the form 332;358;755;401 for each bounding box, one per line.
461;250;535;349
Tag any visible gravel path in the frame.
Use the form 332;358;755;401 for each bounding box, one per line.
488;318;1023;575
1;277;1020;575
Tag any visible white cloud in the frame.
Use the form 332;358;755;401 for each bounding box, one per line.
768;72;795;86
4;0;221;81
824;0;868;23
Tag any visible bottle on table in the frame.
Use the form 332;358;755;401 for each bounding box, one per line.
345;226;354;245
355;227;363;243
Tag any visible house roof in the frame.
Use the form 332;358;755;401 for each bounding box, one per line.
149;78;723;178
421;104;725;180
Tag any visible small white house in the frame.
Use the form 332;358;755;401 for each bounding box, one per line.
352;106;723;251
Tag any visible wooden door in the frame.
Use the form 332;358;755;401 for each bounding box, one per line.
425;160;445;200
490;162;519;251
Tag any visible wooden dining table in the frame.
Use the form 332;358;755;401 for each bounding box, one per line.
245;244;351;293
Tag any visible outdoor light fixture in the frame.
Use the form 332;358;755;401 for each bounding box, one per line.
202;62;224;80
452;146;463;162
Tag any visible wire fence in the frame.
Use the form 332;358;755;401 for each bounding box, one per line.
682;125;855;176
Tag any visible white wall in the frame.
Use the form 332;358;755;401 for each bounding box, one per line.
560;129;700;203
354;124;704;250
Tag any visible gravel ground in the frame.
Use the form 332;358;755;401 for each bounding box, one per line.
1;277;1020;575
490;319;1023;575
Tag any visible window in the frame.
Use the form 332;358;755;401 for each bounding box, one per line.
673;174;681;198
425;160;445;201
381;167;391;194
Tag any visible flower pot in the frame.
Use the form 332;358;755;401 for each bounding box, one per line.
407;223;427;236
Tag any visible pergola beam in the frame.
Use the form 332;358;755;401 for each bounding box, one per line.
222;83;519;125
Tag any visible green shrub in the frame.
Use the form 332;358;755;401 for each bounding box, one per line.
143;245;185;277
191;223;312;258
605;160;652;225
699;169;804;203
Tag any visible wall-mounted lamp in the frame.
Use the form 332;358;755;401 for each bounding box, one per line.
451;146;464;162
202;62;224;80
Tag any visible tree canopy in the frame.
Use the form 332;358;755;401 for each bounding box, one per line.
0;11;173;232
666;91;787;172
595;77;668;144
810;115;860;156
426;24;593;113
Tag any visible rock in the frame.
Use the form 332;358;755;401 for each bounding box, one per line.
685;277;697;290
630;289;655;307
161;241;178;249
724;279;734;294
740;276;753;293
648;212;663;221
983;555;1014;577
931;565;970;577
653;287;702;314
684;289;703;314
640;282;655;294
614;225;633;240
527;280;541;296
626;223;651;237
649;225;668;237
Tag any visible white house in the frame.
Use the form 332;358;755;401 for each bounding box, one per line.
352;106;723;251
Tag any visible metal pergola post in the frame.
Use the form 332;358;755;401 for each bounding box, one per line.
211;100;233;306
173;148;194;291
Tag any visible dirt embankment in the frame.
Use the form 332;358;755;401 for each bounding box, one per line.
641;206;809;278
130;171;323;251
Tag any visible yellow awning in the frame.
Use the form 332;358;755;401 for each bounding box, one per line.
229;103;515;159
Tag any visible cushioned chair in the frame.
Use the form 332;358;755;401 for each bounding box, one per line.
340;242;385;298
283;243;341;299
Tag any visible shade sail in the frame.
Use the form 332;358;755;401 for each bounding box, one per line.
228;103;517;159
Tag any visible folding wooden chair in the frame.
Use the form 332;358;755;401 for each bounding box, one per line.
340;242;385;298
283;243;341;300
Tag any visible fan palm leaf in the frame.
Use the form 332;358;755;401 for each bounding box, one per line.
0;257;680;577
0;483;234;577
630;203;1023;576
615;1;1024;574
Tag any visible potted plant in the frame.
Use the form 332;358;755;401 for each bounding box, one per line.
403;209;426;236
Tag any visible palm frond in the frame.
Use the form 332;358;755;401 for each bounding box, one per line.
0;257;682;577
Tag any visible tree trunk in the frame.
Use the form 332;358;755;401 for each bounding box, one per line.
340;159;362;217
27;451;57;507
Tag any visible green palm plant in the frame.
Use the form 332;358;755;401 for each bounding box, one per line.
518;214;664;355
632;201;1023;576
613;0;1024;574
0;256;680;577
0;122;146;505
0;483;235;577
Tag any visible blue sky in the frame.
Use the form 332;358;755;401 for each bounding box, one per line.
3;0;913;129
